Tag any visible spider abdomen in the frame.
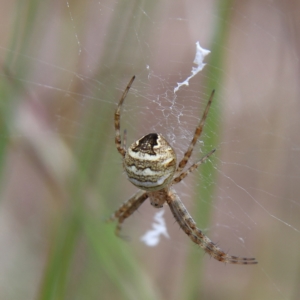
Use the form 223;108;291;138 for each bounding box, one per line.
124;133;177;191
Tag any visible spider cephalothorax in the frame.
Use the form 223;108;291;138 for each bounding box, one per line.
108;76;257;265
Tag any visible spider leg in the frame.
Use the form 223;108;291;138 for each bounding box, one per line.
166;189;257;264
115;75;135;157
172;148;216;184
107;190;148;238
175;90;215;175
123;129;127;149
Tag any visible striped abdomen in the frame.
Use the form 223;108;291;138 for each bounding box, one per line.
124;133;177;191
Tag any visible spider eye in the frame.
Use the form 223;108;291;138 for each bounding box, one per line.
124;133;177;191
150;202;163;208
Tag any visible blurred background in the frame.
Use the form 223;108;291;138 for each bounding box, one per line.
0;0;300;299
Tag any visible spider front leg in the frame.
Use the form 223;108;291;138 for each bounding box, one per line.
167;189;257;264
107;190;148;238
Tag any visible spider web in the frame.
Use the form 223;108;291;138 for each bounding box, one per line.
0;1;300;300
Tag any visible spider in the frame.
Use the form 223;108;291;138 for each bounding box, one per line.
108;76;257;265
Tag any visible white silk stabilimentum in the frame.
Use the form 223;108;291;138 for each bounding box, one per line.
174;41;210;93
140;210;170;246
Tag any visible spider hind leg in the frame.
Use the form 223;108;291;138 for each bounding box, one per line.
175;90;215;176
172;148;216;184
114;76;135;157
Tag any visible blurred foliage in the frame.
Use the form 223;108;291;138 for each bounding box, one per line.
1;0;300;300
